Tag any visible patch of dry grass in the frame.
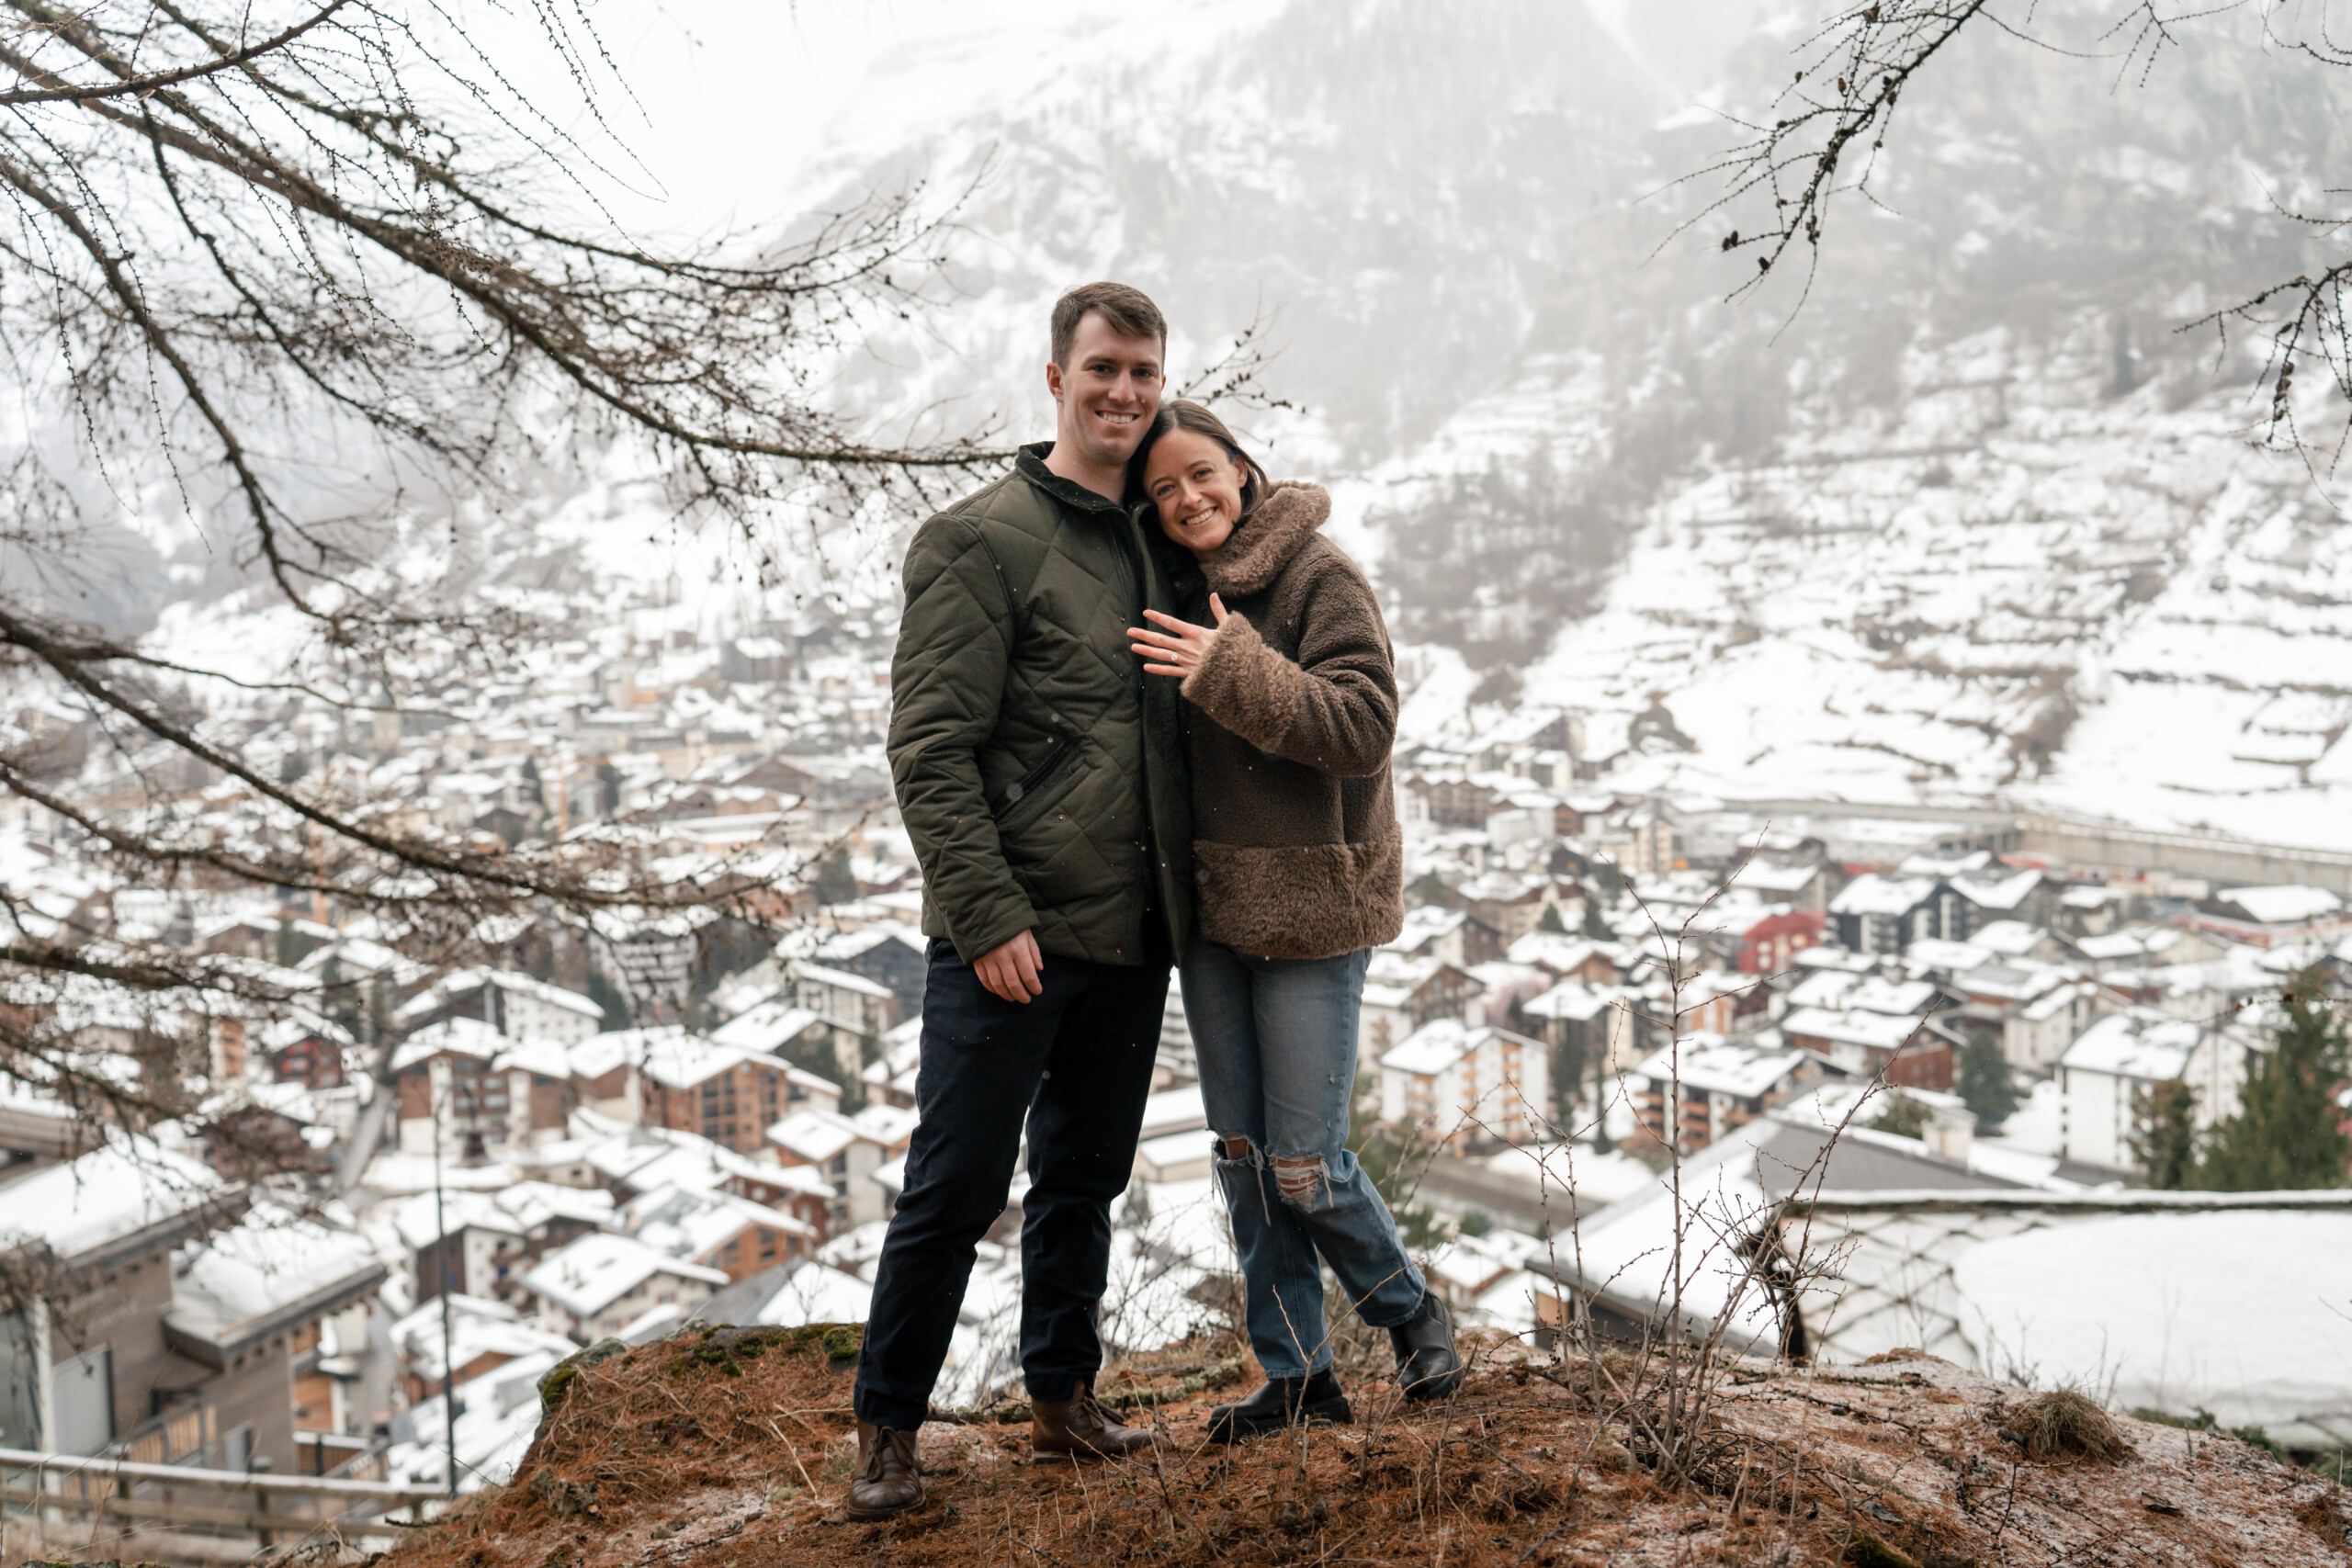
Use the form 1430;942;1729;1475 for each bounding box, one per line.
2005;1390;2135;1465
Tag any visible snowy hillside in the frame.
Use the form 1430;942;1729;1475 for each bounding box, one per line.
101;0;2352;852
784;0;2352;848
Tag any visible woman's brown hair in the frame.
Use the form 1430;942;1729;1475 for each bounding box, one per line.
1127;399;1271;518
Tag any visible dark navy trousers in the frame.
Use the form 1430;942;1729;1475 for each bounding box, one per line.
851;939;1168;1430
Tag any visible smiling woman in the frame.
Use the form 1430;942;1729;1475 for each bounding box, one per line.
1133;401;1270;565
1119;397;1460;1438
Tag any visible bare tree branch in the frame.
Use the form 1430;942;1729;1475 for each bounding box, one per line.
0;0;358;107
0;0;980;1174
1686;1;2352;465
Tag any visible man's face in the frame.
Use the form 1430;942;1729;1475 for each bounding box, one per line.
1046;312;1163;469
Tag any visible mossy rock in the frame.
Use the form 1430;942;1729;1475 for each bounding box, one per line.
775;1321;866;1371
537;1337;629;1410
658;1322;863;1376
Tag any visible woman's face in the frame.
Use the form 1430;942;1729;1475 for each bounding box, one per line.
1142;427;1245;560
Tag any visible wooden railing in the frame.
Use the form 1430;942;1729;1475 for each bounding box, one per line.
0;1446;447;1547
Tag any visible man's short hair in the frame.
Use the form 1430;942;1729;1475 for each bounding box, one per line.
1050;282;1166;368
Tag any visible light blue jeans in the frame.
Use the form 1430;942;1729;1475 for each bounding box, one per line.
1181;940;1428;1378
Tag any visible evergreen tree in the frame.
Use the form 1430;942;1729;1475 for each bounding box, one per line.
1869;1092;1931;1139
2129;1078;2199;1190
1957;1029;2018;1129
1408;870;1457;909
1537;902;1569;934
584;965;632;1032
1550;1037;1584;1129
1590;1042;1615;1154
2198;976;2352;1191
1581;895;1614;942
814;846;861;907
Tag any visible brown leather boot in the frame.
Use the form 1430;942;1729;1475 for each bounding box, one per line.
1030;1381;1162;1462
846;1419;922;1519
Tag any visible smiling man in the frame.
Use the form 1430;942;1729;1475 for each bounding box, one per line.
849;283;1194;1517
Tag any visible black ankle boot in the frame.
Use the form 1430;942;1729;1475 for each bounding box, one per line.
1388;1292;1464;1401
1205;1367;1352;1442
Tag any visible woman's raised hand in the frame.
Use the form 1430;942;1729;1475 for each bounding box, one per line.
1127;593;1230;679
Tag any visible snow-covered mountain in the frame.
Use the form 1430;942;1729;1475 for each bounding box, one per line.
790;0;2352;849
90;0;2352;852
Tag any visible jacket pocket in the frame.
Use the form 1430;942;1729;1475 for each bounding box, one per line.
997;736;1080;823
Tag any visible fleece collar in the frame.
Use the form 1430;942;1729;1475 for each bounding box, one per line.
1204;481;1329;598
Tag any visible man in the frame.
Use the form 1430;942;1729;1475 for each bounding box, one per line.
847;282;1193;1519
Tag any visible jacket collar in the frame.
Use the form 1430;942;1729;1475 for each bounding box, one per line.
1203;481;1329;597
1016;441;1130;517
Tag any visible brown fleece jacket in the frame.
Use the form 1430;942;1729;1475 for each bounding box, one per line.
1175;480;1404;960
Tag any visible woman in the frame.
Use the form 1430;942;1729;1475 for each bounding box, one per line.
1125;400;1462;1439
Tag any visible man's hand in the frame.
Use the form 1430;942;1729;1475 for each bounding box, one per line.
975;930;1045;1004
1127;594;1230;680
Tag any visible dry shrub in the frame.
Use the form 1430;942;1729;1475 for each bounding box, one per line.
2007;1392;2134;1465
2296;1490;2349;1551
506;1323;865;1516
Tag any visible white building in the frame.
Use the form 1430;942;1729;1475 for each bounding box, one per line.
395;968;605;1047
391;1017;577;1155
767;1102;919;1227
2058;1009;2254;1172
522;1232;728;1342
1378;1019;1549;1146
2001;978;2102;1070
788;960;899;1036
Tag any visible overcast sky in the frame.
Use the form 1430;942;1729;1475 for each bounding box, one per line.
490;0;1262;242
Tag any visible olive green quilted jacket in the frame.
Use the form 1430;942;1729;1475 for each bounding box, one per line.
888;444;1193;966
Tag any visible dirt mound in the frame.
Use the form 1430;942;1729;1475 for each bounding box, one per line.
376;1329;2351;1568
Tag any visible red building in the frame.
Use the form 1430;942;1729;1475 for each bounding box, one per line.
1735;909;1827;975
263;1014;352;1089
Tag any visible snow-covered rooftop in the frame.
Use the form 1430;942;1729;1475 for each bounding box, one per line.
0;1135;227;1261
1632;1036;1807;1099
2213;884;2343;926
2059;1010;2202;1079
522;1231;728;1318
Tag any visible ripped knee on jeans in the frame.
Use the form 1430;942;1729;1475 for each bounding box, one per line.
1270;1151;1331;1207
1212;1135;1335;1211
